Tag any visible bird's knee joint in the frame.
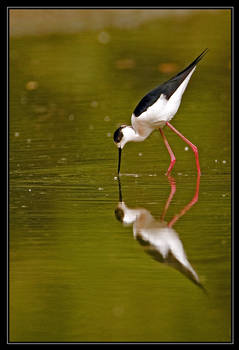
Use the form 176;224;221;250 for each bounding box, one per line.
192;145;198;154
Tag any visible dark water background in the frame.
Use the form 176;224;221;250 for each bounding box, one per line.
9;9;231;342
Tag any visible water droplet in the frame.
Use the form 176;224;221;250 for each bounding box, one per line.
98;187;104;191
90;101;98;108
138;152;143;157
68;114;74;121
98;31;111;44
184;146;189;151
222;160;227;164
25;81;38;90
15;132;20;137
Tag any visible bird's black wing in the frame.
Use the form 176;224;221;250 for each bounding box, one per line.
133;49;208;117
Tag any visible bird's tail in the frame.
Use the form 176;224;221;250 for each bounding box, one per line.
174;48;209;78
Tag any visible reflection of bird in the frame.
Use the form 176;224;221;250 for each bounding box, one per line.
113;49;208;175
115;175;206;291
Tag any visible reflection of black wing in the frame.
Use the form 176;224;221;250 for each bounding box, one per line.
137;237;207;294
133;49;208;117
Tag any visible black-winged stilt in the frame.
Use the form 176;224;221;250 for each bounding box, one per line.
113;49;208;176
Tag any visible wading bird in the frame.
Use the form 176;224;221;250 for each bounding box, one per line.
113;49;208;176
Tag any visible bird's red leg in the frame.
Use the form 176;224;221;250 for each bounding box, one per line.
168;171;201;228
166;122;201;175
159;128;176;175
161;175;176;221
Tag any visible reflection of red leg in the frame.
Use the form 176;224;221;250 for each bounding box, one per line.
159;128;176;175
166;122;201;175
161;175;176;221
168;172;200;228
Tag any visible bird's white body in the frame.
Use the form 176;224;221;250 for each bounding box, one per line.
131;67;196;139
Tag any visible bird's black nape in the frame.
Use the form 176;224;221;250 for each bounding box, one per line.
113;126;124;144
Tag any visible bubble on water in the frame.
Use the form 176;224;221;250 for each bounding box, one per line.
68;114;75;121
15;132;20;137
222;160;227;164
28;189;32;192
90;101;98;108
214;159;218;163
98;187;104;191
184;146;189;151
138;152;143;157
107;132;112;137
25;81;38;90
114;176;118;180
104;116;110;121
98;31;111;44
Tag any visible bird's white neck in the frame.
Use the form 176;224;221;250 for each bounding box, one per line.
121;126;148;148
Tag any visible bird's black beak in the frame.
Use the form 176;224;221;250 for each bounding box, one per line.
117;148;122;175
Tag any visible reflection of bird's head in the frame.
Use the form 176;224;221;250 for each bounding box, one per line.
114;202;138;226
115;206;124;222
